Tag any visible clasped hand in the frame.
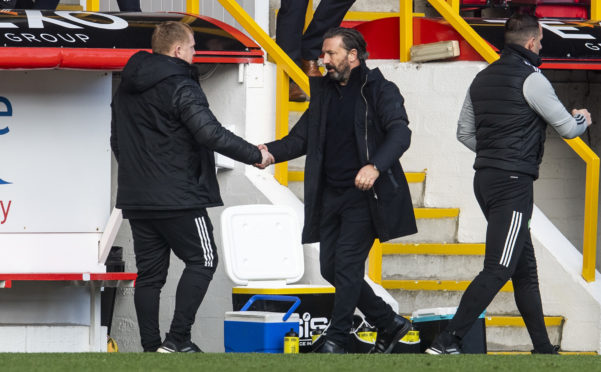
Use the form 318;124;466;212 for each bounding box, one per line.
254;144;275;169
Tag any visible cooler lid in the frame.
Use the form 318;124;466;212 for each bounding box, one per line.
221;205;304;286
411;307;486;322
225;311;300;323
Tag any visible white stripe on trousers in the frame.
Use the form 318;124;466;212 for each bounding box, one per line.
499;211;522;267
195;217;214;267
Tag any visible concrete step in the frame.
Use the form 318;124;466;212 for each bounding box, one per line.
389;208;459;243
382;243;485;280
485;318;562;352
386;280;520;315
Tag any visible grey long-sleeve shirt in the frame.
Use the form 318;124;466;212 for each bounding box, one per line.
457;71;587;152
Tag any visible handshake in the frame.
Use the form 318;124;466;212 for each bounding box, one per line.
254;144;275;169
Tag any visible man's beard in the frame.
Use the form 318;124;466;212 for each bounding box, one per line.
326;60;351;83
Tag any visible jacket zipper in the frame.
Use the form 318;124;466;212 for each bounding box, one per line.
360;74;378;200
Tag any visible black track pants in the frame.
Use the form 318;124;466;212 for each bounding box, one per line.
446;168;553;351
130;210;217;351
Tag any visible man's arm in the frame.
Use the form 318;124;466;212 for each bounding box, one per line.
456;91;477;152
523;72;591;139
368;81;412;172
174;82;262;165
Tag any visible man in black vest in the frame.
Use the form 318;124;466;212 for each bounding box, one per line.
261;28;417;353
426;14;592;355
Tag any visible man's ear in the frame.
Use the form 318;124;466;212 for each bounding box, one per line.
525;37;535;52
348;48;358;63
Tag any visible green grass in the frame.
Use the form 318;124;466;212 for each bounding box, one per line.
0;353;599;372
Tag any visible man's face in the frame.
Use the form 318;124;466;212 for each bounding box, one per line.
176;32;195;64
529;25;543;55
322;36;352;84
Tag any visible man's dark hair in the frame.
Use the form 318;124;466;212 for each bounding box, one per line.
323;27;369;61
152;21;193;55
505;14;540;46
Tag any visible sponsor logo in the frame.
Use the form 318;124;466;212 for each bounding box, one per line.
0;96;12;224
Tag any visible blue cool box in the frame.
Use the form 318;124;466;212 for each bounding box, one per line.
224;311;300;353
224;295;301;353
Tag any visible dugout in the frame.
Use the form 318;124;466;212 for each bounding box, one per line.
0;9;262;352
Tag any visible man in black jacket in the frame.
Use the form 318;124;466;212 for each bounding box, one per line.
261;28;417;353
111;21;271;352
426;14;592;355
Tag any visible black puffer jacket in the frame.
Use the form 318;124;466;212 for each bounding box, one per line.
267;62;417;243
111;51;261;210
470;44;546;178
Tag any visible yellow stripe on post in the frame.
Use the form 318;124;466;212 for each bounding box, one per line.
399;0;413;62
274;66;290;186
368;239;383;285
427;0;499;63
186;0;200;15
86;0;99;11
592;0;601;22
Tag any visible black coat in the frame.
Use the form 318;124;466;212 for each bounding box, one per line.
111;51;261;210
267;63;417;243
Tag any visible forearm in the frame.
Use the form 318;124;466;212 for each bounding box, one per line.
456;91;476;152
524;73;587;139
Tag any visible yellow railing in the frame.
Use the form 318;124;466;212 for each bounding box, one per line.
565;138;600;282
178;1;598;282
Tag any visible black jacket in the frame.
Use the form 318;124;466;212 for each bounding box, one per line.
470;44;546;178
267;62;417;243
111;51;261;210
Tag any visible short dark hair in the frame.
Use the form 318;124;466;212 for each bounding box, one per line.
323;27;369;61
505;14;540;46
152;21;193;55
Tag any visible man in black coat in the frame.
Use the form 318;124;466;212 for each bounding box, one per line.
261;27;417;353
111;21;271;352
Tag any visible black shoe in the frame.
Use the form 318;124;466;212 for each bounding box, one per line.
425;331;462;355
157;336;202;353
532;345;560;354
372;314;411;353
315;339;346;354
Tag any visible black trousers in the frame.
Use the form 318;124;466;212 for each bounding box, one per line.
320;186;394;347
15;0;58;9
276;0;356;65
117;0;141;11
129;210;217;351
446;168;552;351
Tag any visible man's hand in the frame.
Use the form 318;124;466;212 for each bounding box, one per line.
572;108;592;127
355;164;380;191
254;144;275;169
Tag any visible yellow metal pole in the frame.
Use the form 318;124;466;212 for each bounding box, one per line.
427;0;499;63
399;0;413;62
447;0;460;13
304;0;314;32
368;239;383;285
217;0;309;94
592;0;601;22
565;138;600;282
274;66;289;186
86;0;99;11
186;0;200;15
